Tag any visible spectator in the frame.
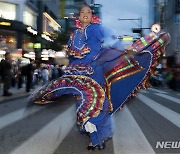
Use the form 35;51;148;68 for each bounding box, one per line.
17;64;23;89
0;52;13;96
57;65;64;77
51;65;59;80
25;59;35;92
41;64;49;85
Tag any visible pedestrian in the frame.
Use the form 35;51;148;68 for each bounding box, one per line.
0;52;13;96
17;64;23;89
51;65;59;80
57;65;64;77
25;59;35;92
41;64;49;85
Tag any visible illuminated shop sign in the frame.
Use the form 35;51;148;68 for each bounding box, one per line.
41;33;53;42
34;43;41;49
0;22;11;26
27;27;37;35
43;12;61;35
24;51;35;59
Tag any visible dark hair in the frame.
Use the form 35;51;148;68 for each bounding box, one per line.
78;4;94;15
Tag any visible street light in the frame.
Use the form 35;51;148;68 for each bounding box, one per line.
118;18;142;27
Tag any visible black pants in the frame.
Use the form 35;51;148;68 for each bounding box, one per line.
3;76;12;93
26;76;32;92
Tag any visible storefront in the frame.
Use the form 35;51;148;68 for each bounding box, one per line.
0;0;38;62
0;29;17;60
0;18;23;60
0;18;39;62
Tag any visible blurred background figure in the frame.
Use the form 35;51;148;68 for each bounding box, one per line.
0;52;13;96
57;65;64;77
50;64;59;80
17;64;23;89
33;68;40;85
23;59;36;93
41;64;49;85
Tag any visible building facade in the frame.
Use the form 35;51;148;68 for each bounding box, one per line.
155;0;180;57
0;0;38;60
59;0;102;32
0;0;61;61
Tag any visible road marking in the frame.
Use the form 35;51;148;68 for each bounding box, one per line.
138;94;180;128
139;90;148;93
155;93;180;104
113;106;155;154
10;105;76;154
148;87;167;94
0;106;43;130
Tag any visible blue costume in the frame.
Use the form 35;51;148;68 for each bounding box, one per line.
27;23;170;149
65;24;114;148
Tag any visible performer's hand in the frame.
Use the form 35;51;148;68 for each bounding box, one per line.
124;44;133;51
84;121;97;133
124;44;137;57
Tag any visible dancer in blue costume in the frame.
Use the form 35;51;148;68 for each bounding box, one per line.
66;5;114;149
27;5;170;151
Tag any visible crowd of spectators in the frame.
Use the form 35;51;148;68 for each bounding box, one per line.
0;54;65;96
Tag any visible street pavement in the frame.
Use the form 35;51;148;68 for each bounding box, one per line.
0;83;41;103
0;86;179;154
0;84;28;103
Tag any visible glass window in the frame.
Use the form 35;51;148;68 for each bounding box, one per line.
23;8;37;29
0;2;16;20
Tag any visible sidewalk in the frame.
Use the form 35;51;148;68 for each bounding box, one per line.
0;84;38;103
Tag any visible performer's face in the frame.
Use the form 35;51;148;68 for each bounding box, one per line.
79;6;92;27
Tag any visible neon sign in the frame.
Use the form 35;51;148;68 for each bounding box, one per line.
0;22;11;26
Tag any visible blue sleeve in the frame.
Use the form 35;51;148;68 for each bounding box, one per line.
94;24;104;42
87;24;104;43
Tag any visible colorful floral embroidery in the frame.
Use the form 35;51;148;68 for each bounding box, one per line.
64;63;94;75
30;75;105;128
68;45;90;59
104;55;144;111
